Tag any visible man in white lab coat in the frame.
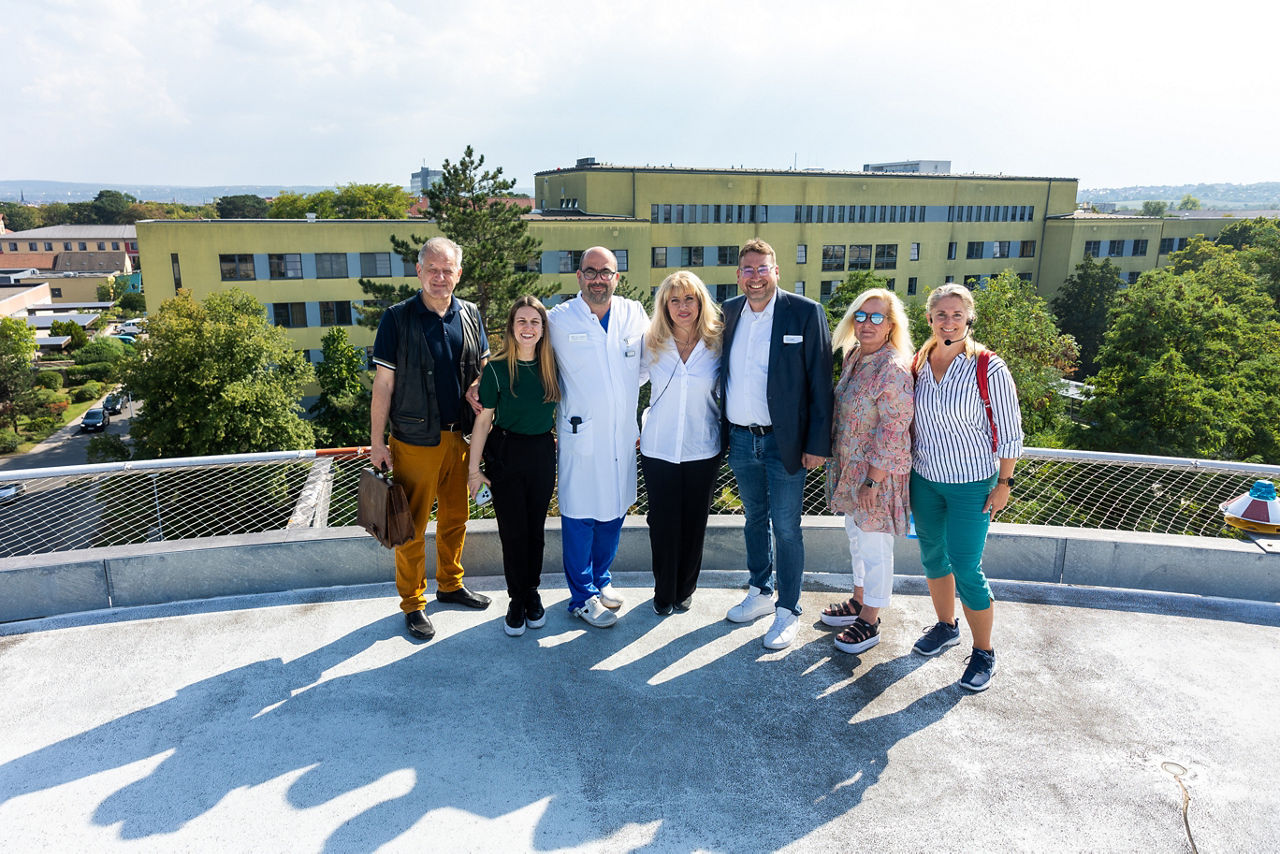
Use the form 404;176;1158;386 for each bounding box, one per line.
548;246;649;628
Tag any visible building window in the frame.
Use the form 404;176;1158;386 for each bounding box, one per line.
1018;272;1033;282
1177;237;1188;251
95;241;105;250
268;253;303;279
28;241;37;251
674;205;684;224
712;284;735;302
992;241;1011;259
1132;239;1148;257
650;204;659;222
1020;240;1036;258
1127;272;1140;284
78;242;87;251
316;253;349;278
128;241;137;251
613;249;628;272
171;253;182;291
849;244;872;270
272;302;307;328
688;246;704;266
112;242;120;250
885;278;895;291
720;246;738;265
50;287;62;298
662;204;672;223
219;254;255;280
966;241;984;260
360;252;392;277
652;247;667;267
907;278;918;296
1108;240;1125;257
63;242;72;250
43;242;53;251
1084;240;1101;258
794;281;805;295
910;242;920;261
874;244;897;270
820;280;840;302
796;244;807;265
319;301;353;326
1159;237;1175;254
821;245;846;271
948;241;957;261
5;242;15;252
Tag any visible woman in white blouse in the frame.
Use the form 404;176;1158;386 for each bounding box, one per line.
910;284;1024;693
640;271;724;615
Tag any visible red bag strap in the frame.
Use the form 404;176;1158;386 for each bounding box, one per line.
976;350;998;453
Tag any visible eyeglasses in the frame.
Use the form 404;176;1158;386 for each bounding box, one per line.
738;265;774;277
854;311;887;325
579;267;617;281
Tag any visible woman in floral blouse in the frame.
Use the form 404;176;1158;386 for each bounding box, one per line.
821;288;914;654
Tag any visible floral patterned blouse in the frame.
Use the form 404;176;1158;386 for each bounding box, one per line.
827;345;915;535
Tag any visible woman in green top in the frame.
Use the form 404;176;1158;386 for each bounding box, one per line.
469;296;561;637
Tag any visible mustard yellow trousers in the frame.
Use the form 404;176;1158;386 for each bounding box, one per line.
390;432;470;613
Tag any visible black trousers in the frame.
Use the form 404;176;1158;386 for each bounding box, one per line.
640;453;721;608
486;429;556;603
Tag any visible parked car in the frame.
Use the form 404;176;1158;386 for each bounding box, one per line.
111;334;137;345
104;393;123;414
119;318;146;335
81;408;109;432
0;482;24;503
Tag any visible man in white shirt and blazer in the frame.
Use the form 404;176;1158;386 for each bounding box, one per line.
720;238;834;649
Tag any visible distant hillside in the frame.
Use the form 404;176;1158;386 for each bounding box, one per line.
0;180;345;205
1079;182;1280;209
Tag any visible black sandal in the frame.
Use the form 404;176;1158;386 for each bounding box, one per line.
834;617;881;654
819;597;863;627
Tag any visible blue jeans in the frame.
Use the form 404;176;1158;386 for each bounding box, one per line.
727;427;807;614
561;516;624;610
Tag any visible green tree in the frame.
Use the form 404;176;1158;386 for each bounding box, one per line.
268;190;336;219
1141;200;1169;217
91;190;138;224
0;202;41;232
118;291;148;315
970;272;1080;435
120;288;315;458
215;194;269;219
308;327;372;447
1051;256;1124;378
333;183;415;219
423;145;551;333
1216;217;1280;310
49;319;89;351
1076;249;1280;462
0;317;37;432
1177;194;1202;211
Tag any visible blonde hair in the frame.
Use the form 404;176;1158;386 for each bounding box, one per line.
915;283;984;366
646;270;723;355
831;288;913;364
494;295;560;403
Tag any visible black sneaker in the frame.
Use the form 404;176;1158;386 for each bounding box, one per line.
653;600;674;616
912;619;961;656
960;647;996;692
525;593;546;629
504;600;526;637
674;595;693;612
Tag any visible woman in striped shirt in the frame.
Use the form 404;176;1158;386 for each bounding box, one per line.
910;284;1023;692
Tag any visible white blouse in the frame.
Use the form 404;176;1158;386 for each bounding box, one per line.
912;350;1024;483
639;338;721;464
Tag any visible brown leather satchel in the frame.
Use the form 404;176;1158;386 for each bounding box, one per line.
357;466;414;548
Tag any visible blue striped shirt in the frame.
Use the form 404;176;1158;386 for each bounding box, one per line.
912;350;1024;483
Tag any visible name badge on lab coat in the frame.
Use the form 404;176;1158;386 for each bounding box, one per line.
569;333;588;342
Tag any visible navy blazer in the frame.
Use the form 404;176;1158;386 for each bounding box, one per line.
720;289;835;474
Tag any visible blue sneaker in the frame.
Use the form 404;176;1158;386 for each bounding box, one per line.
912;619;961;656
960;647;996;692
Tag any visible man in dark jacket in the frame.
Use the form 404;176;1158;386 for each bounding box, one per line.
371;237;490;640
720;238;834;650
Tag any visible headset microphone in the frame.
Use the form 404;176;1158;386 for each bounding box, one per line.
944;318;974;347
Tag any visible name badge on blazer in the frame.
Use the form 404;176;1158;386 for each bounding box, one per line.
783;334;803;344
569;333;588;342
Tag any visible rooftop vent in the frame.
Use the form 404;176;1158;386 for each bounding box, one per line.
576;157;598;168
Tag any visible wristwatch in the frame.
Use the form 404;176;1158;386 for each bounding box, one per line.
997;477;1016;488
862;478;880;489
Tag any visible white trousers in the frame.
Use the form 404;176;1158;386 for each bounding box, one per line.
844;516;895;609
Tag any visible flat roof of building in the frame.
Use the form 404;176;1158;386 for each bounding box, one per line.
1;224;137;239
535;162;1077;182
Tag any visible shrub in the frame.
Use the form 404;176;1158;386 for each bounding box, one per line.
71;381;105;402
73;338;127;365
26;415;62;435
0;431;20;454
68;361;115;383
35;370;64;390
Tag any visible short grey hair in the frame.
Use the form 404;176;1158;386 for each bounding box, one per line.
418;236;462;268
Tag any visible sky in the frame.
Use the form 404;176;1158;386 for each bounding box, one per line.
6;0;1279;192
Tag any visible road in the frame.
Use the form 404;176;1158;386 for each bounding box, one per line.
0;396;139;474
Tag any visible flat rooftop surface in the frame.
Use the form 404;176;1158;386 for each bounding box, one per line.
2;571;1277;852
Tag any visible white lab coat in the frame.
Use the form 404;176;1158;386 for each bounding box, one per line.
548;295;649;520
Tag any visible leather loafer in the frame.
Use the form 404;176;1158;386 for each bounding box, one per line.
436;586;491;610
405;609;435;640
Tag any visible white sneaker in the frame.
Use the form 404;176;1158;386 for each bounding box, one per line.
598;583;624;610
572;596;618;628
726;586;775;623
763;607;800;649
